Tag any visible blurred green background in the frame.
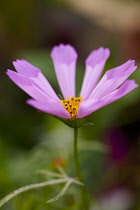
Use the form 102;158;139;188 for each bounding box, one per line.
1;0;140;209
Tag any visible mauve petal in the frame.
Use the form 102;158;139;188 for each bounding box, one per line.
13;60;40;77
6;70;51;102
51;44;77;98
80;47;110;99
77;80;138;118
13;60;58;99
89;60;137;99
27;99;70;118
31;73;59;99
51;44;77;65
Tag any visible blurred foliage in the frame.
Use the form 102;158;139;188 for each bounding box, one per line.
0;118;107;209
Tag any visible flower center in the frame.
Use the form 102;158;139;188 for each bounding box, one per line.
61;96;83;118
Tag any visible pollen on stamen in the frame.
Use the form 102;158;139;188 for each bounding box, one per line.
61;96;83;118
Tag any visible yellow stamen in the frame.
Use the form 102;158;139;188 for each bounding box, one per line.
61;96;83;118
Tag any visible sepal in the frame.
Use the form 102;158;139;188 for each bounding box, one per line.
47;114;94;128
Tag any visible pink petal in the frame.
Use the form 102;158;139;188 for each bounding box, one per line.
6;70;51;102
77;80;138;118
51;44;77;98
13;60;40;77
27;99;70;118
13;60;58;99
80;47;110;99
89;60;137;99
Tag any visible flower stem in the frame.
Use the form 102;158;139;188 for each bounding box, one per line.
74;128;83;182
73;127;90;209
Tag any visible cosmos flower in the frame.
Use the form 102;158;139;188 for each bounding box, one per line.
7;44;138;120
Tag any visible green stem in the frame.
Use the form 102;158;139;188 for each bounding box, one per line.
73;127;90;209
74;128;83;182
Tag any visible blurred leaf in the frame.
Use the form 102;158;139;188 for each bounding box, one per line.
46;179;72;203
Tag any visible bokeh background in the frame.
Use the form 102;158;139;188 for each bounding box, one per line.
1;0;140;209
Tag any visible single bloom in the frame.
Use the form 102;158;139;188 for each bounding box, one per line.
7;44;138;120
